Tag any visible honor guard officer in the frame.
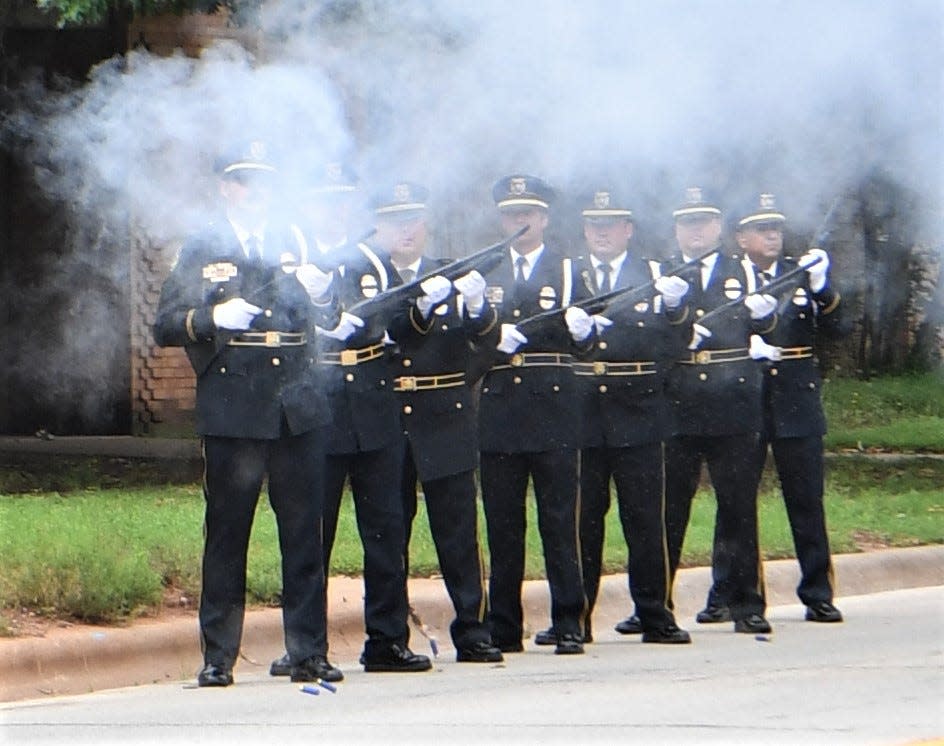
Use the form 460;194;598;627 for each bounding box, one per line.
534;190;692;646
375;181;504;663
662;187;779;635
153;140;342;687
271;163;432;675
701;193;843;624
478;174;594;655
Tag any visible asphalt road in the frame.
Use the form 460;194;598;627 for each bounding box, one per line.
2;586;941;746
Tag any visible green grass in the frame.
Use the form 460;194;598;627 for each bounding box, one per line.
1;457;942;627
822;372;944;451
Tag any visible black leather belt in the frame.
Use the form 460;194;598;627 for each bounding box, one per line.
573;360;657;376
228;331;306;347
492;352;572;371
679;348;751;365
321;342;386;366
777;346;814;360
393;372;466;391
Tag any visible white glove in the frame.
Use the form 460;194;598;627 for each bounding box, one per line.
213;297;262;331
497;323;528;354
592;314;613;335
654;275;690;309
319;312;365;341
749;334;783;361
744;293;778;320
453;270;486;315
295;263;333;302
415;274;453;317
799;248;830;292
687;323;712;350
564;305;593;341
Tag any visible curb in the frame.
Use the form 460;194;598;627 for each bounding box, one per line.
2;545;942;703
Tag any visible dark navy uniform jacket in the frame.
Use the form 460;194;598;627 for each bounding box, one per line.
315;241;406;455
665;251;776;437
153;220;336;439
751;256;843;438
390;256;500;482
575;253;689;448
478;245;594;453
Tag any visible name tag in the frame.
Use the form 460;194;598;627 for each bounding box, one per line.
202;262;238;282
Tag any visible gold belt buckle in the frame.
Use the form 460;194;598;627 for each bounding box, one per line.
695;350;711;364
593;361;607;375
399;376;417;391
510;353;524;367
340;349;358;366
265;331;280;347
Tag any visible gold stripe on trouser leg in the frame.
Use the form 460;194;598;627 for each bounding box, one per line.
658;441;673;612
473;468;489;622
199;437;209;659
574;449;589;635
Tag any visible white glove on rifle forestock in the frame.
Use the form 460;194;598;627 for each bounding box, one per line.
687;323;712;350
318;312;365;341
212;297;262;331
564;306;593;341
799;248;830;292
654;275;690;309
497;323;528;354
591;315;613;335
743;293;778;320
453;270;486;316
295;263;333;303
415;275;453;317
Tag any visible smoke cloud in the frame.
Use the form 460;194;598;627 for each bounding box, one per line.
0;0;941;430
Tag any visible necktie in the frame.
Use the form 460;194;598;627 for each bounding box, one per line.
515;255;529;283
599;262;612;293
701;259;712;290
400;268;416;283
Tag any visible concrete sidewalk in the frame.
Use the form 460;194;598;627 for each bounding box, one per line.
2;545;942;703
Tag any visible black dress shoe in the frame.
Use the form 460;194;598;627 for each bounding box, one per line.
641;623;692;644
614;614;643;634
554;633;585;655
456;641;505;663
362;644;432;672
805;601;843;623
696;604;732;623
734;614;772;634
494;639;524;653
197;663;233;687
269;653;291;677
290;655;344;682
533;627;557;645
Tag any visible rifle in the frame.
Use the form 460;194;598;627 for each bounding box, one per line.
514;249;718;337
694;254;825;327
345;225;529;320
305;227;378;274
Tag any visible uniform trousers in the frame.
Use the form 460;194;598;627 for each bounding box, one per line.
664;433;766;620
200;430;326;670
706;434;834;608
580;442;674;632
322;445;409;653
401;442;490;648
480;449;586;644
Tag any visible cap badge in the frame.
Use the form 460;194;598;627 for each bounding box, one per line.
394;183;412;202
760;193;776;209
685;187;703;204
594;191;610;209
510;177;527;196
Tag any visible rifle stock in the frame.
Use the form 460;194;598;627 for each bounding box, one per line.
346;225;529;320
